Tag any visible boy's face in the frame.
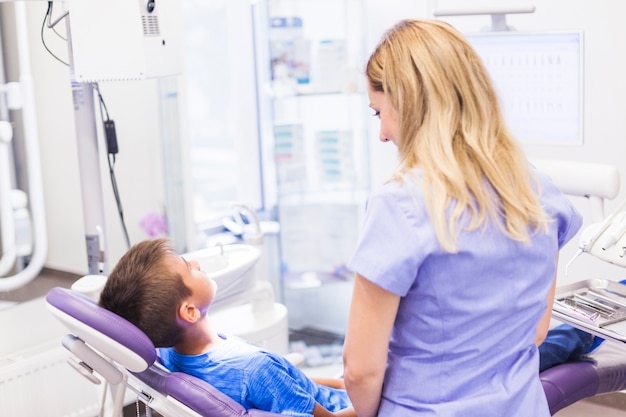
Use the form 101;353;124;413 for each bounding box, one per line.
167;253;217;316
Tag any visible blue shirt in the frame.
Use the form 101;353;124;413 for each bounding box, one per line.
348;167;582;417
158;335;351;416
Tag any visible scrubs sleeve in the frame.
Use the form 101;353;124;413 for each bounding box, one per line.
348;184;434;297
535;169;583;248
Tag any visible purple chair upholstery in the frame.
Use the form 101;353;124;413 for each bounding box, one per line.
46;287;285;417
540;341;626;415
134;365;279;417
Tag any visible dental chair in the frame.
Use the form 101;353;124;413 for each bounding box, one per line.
46;286;291;417
47;284;626;416
45;241;293;417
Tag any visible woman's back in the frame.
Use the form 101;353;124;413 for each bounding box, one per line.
348;168;581;416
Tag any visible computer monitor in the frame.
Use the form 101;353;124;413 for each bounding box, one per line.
465;31;584;146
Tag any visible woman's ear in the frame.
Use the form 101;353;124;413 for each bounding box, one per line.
178;301;200;324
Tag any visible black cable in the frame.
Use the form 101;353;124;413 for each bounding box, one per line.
107;153;131;249
94;84;131;249
41;2;68;66
51;26;67;42
94;84;111;120
46;0;67;42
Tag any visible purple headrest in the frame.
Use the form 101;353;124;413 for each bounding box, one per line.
46;287;157;371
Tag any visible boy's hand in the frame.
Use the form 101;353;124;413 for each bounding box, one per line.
311;377;345;390
313;403;356;417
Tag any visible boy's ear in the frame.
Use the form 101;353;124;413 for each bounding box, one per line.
178;301;200;323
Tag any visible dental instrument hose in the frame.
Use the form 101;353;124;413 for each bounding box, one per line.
565;197;626;275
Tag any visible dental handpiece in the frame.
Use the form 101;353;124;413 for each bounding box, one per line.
600;215;626;251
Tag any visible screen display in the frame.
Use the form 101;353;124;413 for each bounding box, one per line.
466;31;583;146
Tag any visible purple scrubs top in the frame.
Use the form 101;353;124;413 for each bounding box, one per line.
348;167;582;416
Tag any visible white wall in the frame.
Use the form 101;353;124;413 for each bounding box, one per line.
8;0;626;285
363;0;626;287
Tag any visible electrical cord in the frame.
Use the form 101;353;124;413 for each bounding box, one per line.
95;84;110;120
94;84;131;250
47;4;67;42
41;2;68;66
107;153;131;250
45;1;69;29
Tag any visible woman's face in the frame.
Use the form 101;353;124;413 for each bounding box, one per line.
367;85;399;145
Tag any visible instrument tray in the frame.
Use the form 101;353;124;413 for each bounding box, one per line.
553;278;626;343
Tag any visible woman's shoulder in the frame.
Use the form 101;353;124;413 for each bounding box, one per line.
371;170;425;199
368;170;428;215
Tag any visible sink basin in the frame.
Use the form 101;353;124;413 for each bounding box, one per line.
183;244;261;309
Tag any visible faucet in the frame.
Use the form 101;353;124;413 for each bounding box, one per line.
222;203;264;245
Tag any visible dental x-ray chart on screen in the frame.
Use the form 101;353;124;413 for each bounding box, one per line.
466;31;583;146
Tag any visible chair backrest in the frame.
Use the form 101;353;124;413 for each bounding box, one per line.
46;287;155;372
45;287;283;417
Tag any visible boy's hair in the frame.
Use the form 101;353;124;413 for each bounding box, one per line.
99;238;192;347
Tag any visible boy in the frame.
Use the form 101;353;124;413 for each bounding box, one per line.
99;238;355;417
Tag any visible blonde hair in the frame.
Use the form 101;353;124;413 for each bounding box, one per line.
366;19;549;252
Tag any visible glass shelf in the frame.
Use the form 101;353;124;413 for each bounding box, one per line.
253;0;368;334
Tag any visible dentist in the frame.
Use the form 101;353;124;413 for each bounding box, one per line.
342;19;582;417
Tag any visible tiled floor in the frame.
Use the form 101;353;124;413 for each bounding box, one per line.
3;269;626;416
